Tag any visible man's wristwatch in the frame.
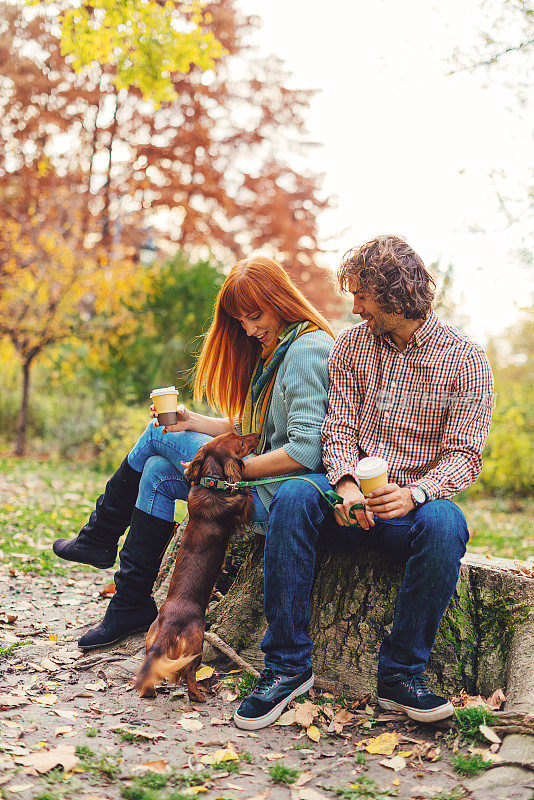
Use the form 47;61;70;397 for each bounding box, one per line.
409;485;427;508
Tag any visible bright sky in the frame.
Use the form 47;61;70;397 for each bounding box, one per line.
240;0;533;343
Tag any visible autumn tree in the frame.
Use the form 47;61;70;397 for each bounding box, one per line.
1;1;339;318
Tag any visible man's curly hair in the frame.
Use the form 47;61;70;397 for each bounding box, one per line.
338;235;435;320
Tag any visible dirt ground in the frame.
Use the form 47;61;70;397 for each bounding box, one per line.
2;567;533;800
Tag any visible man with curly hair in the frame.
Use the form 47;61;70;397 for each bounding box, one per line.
234;235;493;729
319;234;494;720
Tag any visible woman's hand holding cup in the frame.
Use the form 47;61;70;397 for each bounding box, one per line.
150;386;191;434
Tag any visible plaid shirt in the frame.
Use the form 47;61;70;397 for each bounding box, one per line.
321;311;494;500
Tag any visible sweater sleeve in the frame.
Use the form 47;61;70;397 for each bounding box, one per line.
281;332;332;470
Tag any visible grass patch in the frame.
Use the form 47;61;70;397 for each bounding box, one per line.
0;640;31;658
457;495;534;561
454;707;495;742
427;788;466;800
174;768;213;786
75;746;122;780
355;751;367;765
268;762;301;785
237;670;257;698
85;727;97;738
113;727;153;743
327;776;396;799
451;753;489;776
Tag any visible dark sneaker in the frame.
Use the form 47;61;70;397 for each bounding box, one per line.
234;667;314;730
377;673;454;722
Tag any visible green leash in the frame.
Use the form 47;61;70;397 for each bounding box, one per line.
197;474;364;527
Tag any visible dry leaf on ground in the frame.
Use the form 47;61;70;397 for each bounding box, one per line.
84;680;106;692
132;760;169;773
5;785;33;794
294;701;319;728
177;717;203;732
276;708;296;726
195;666;215;681
479;724;501;744
14;744;79;774
261;752;284;760
0;694;30;710
380;755;406;771
296;789;329;800
200;742;239;765
54;726;73;737
30;694;58;706
306;725;321;742
365;731;399;755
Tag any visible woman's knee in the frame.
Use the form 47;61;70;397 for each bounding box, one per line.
139;456;180;494
268;478;326;527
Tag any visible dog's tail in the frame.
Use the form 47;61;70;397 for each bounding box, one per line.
135;639;198;697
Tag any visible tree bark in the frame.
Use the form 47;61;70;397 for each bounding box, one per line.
15;358;32;456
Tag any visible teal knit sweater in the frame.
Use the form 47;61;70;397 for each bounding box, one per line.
238;329;333;511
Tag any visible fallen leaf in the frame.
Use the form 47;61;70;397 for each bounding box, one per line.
132;760;169;773
397;750;413;758
392;779;400;787
365;731;399;755
200;742;239;765
0;694;30;709
121;728;165;741
40;658;60;671
224;690;238;702
54;726;73;737
210;717;231;725
243;792;270;800
297;790;329;800
182;787;208;794
178;718;204;732
306;725;321;742
51;708;79;720
276;708;296;726
294;701;319;728
479;724;501;744
380;755;406;771
0;613;18;624
98;582;116;598
85;796;112;800
486;688;506;709
84;680;106;692
5;784;33;793
31;694;58;706
261;752;284;760
195;666;215;681
333;708;357;725
14;744;79;774
469;746;501;763
293;771;313;787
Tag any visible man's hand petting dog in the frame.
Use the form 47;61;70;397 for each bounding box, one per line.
335;477;374;529
150;403;191;434
366;483;415;518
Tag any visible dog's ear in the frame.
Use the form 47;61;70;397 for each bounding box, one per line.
223;457;244;483
186;453;203;485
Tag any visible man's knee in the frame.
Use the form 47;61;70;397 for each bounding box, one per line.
415;499;469;554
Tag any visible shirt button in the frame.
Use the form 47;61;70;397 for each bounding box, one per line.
391;382;396;389
384;412;390;418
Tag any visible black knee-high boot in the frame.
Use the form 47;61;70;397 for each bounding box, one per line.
53;457;142;569
77;508;174;650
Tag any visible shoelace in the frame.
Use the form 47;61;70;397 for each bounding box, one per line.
403;673;431;696
254;669;283;696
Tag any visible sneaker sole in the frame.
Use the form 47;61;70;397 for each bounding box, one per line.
78;625;151;652
378;696;454;722
233;674;315;730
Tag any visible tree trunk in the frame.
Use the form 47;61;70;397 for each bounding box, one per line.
108;517;534;711
15;359;32;456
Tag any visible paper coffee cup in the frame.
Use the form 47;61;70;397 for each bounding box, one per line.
355;456;388;496
150;386;179;426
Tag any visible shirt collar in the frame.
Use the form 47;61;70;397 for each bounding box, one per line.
411;310;440;348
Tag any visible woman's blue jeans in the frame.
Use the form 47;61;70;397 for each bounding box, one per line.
126;422;269;524
125;424;468;681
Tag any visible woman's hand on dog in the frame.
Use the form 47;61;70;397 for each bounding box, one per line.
150;403;191;434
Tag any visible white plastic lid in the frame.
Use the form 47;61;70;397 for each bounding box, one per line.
150;386;178;398
355;456;388;479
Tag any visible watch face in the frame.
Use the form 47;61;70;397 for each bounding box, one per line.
412;487;426;505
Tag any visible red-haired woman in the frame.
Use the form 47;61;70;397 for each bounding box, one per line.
54;256;334;719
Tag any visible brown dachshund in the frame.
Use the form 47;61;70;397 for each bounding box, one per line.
135;431;259;700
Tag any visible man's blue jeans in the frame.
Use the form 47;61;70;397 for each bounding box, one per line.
126;424;468;680
261;474;469;680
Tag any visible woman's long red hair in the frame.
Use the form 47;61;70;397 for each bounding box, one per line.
194;256;334;421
